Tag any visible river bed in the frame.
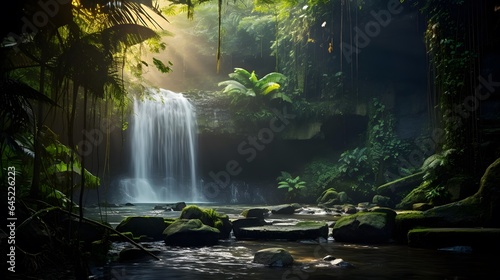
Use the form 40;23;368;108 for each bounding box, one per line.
85;203;497;280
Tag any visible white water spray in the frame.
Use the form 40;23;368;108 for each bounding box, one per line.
120;88;199;203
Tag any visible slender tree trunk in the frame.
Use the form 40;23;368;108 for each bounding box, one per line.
68;82;79;210
30;64;45;198
79;88;88;222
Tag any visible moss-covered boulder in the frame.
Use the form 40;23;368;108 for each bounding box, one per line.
232;218;268;237
397;175;479;209
241;208;270;219
317;188;339;207
234;221;328;240
332;211;396;243
253;248;294;267
270;203;302;215
421;157;500;228
372;195;392;207
180;205;232;239
393;211;435;243
163;219;220;247
394;157;500;242
396;186;429;210
115;216;170;241
377;171;424;198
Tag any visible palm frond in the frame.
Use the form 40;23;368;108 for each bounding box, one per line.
97;24;160;53
99;0;169;29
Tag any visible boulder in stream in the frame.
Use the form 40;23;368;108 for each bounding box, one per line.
270;203;302;215
163;219;220;247
253;248;294;267
234;221;328;241
332;209;396;243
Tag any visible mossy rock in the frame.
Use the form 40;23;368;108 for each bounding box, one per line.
393;157;500;244
372;195;392;207
369;207;397;220
163;219;220;247
180;205;232;239
253;248;294;267
317;188;339;207
164;218;177;228
109;231;134;242
332;211;395;243
115;216;167;241
234;221;328;240
423;196;484;227
270;204;301;215
393;211;438;243
241;208;270;219
396;186;428;210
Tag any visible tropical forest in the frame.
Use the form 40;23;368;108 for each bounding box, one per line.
1;0;499;279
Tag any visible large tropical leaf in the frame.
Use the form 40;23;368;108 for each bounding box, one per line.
228;68;254;88
256;72;286;88
249;71;259;84
263;72;286;82
218;80;253;96
259;82;280;95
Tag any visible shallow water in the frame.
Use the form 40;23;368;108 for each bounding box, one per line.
86;204;497;280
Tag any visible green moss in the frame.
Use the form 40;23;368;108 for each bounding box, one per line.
333;212;388;230
295;221;326;227
165;219;220;234
164;218;177;228
109;231;134;241
180;205;231;238
317;188;339;206
115;216;167;240
360;212;386;229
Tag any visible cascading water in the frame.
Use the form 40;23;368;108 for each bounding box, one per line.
119;88;199;203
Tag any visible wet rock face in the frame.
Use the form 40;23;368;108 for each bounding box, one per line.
253;248;294;267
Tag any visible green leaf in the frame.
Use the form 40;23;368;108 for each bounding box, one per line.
249;71;259;84
270;92;292;103
260;82;280;95
152;57;173;73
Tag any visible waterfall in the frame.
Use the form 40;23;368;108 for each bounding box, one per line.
119;88;199;203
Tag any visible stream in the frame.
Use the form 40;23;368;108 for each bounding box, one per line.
85;203;497;280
